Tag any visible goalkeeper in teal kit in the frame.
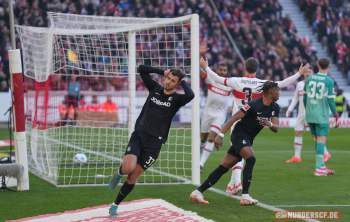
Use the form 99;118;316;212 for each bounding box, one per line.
303;57;339;176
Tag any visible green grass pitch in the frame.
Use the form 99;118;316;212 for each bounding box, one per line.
0;128;349;222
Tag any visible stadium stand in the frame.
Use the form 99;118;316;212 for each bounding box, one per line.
0;0;320;92
298;0;350;86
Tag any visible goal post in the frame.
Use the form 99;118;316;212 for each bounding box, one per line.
16;13;200;186
9;49;29;191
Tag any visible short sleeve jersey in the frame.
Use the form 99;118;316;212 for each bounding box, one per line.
233;97;280;139
303;73;335;124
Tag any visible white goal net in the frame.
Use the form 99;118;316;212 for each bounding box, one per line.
16;13;200;186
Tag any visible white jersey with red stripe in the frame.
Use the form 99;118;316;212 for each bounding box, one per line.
224;76;265;114
204;66;302;116
203;73;232;116
287;81;305;117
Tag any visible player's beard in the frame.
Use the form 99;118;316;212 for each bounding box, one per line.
164;84;176;91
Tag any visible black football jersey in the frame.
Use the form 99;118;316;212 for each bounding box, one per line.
135;65;194;144
233;97;280;139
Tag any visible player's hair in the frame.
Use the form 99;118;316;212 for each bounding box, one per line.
217;63;227;68
309;65;314;71
259;81;279;94
170;67;186;82
245;57;259;74
318;57;330;70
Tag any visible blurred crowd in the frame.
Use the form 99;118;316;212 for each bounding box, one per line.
0;0;322;92
298;0;350;85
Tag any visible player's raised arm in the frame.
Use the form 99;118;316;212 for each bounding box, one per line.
138;65;168;91
214;110;246;150
199;41;210;79
199;68;207;79
276;63;309;88
286;85;299;117
177;77;195;107
200;57;227;85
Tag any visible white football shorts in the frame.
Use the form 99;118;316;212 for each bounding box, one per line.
201;113;226;134
295;115;307;132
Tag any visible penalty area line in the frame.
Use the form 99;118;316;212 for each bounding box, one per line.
208;187;321;222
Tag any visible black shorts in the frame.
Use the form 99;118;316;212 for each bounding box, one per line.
124;131;162;170
68;95;78;108
227;132;254;161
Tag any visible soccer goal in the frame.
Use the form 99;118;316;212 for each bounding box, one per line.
15;13;200;187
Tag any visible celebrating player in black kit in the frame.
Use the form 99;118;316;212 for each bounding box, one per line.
108;65;194;218
190;81;280;206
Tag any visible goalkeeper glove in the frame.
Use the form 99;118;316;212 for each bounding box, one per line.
333;114;340;128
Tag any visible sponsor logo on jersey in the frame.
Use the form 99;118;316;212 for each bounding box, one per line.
243;140;246;144
312;76;326;80
243;104;250;111
127;147;131;152
256;116;272;122
272;111;275;116
168;97;172;101
241;79;258;84
151;97;171;107
257;112;262;114
207;84;231;96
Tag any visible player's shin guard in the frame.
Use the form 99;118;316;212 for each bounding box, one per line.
242;156;256;195
294;136;302;158
315;143;325;170
114;181;135;205
199;142;214;168
234;160;244;185
229;160;243;187
198;165;229;193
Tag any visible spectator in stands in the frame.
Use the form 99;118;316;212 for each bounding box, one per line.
58;95;68;125
86;95;101;112
275;41;288;57
102;95;119;113
10;0;316;93
67;75;80;122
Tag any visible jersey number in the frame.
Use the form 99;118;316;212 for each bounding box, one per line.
242;88;252;105
145;156;155;167
307;81;325;99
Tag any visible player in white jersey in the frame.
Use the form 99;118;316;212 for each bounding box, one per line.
199;41;233;171
200;64;232;171
286;66;331;163
200;57;309;195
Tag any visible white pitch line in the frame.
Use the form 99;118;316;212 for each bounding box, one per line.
37;135;192;184
276;205;350;207
208;187;321;222
253;150;350;153
39;135;323;221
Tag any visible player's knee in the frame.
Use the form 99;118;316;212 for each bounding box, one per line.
245;156;256;166
121;164;136;175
